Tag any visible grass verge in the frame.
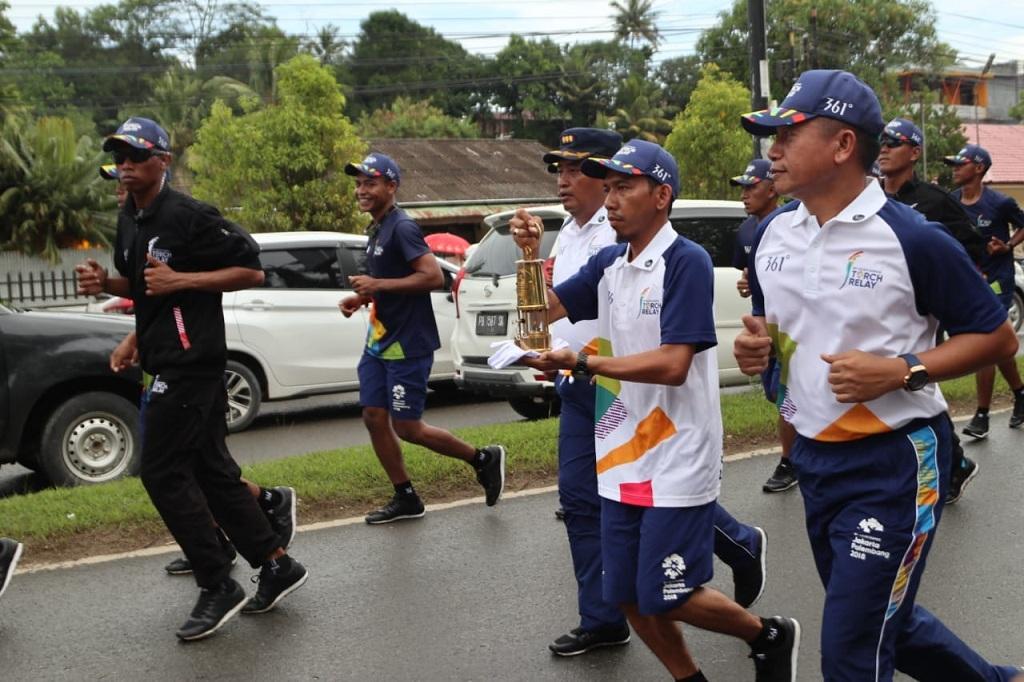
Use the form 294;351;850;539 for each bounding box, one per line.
3;360;1021;562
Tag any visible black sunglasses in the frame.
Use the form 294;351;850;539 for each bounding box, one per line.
881;136;911;149
112;147;166;165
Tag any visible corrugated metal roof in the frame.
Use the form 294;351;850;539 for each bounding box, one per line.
368;138;558;203
964;124;1024;183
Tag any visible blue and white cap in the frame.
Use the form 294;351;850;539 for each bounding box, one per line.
103;117;170;152
730;158;773;187
883;118;923;146
580;140;680;198
344;152;401;185
741;69;884;137
943;144;992;170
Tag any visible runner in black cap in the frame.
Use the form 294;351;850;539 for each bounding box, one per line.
878;118;986;504
78;117;308;641
339;152;507;524
944;144;1024;439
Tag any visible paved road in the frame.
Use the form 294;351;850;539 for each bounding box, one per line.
0;389;519;497
3;417;1021;680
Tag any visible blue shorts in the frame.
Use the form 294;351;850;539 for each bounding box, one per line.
357;353;432;421
601;499;715;615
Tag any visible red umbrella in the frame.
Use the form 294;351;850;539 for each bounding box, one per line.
425;232;471;255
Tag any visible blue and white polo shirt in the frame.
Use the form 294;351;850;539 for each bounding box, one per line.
550;206;617;353
555;223;722;508
749;179;1007;442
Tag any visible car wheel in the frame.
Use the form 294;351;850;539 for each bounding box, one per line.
508;396;561;420
1010;289;1023;334
225;359;262;433
38;391;140;486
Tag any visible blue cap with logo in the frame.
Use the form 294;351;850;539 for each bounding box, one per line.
344;152;401;185
882;118;923;146
730;158;773;187
741;69;884;137
98;164;119;180
103;117;171;153
581;139;680;198
942;144;992;170
543;127;624;173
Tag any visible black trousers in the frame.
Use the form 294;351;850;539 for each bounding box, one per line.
140;373;278;589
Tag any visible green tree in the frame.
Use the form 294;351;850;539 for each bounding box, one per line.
1009;94;1024;122
189;55;364;234
610;0;661;50
608;74;672;143
656;55;702;114
305;24;346;67
196;21;296;101
490;34;565;139
664;65;751;200
697;0;955;100
0;116;115;262
357;97;478;138
556;41;648;127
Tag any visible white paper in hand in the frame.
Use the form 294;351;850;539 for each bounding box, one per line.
487;338;569;370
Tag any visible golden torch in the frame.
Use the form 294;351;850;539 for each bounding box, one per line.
515;218;551;352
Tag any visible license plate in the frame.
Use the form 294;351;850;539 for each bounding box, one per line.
475;311;508;336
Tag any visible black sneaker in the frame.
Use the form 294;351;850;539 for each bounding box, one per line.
165;536;237;576
554;507;565;522
762;460;798;493
733;527;767;608
365;494;426;525
475;444;506;506
548;624;631;656
749;616;801;682
241;556;309;614
962;413;989;439
266;486;297;549
1010;393;1024;429
175;579;246;641
0;538;24;601
946;455;980;505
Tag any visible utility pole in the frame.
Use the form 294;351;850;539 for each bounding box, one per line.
748;0;770;157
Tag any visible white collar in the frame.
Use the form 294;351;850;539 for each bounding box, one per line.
614;221;676;271
565;206;610;232
790;177;887;229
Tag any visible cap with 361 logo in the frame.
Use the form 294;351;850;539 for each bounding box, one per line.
740;69;884;138
580;139;680;199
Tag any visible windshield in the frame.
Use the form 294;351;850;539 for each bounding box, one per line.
465;217;563;278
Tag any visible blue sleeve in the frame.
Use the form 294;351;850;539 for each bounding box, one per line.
554;244;623;324
394;219;431;264
880;202;1006;335
661;240;717;351
1001;195;1024;230
731;217;754;270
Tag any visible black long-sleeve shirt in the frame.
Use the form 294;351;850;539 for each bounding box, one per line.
889;175;985;266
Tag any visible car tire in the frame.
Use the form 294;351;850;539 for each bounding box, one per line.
225;359;262;433
1010;289;1023;334
38;391;140;486
508;396;561;420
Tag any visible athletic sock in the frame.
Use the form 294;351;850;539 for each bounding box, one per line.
258;487;282;511
750;617;783;649
394;481;417;498
676;672;708;682
976;407;990;417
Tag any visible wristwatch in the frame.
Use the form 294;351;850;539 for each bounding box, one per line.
899;353;929;391
574;351;590;377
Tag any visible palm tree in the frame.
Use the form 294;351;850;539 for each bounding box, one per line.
608;74;672;142
0;116;115;263
610;0;661;49
306;25;346;66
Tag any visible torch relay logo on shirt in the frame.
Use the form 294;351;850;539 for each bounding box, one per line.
637;287;662;317
839;250;883;290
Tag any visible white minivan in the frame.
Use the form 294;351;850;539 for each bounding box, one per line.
451;201;752;418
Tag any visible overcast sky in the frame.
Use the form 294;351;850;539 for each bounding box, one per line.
5;0;1023;68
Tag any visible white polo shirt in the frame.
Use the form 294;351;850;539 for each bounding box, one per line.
750;179;1006;442
555;223;723;508
550;207;617;353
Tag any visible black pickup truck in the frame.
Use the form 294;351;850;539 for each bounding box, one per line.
0;304;142;486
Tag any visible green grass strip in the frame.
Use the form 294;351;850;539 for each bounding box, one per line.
2;360;1020;543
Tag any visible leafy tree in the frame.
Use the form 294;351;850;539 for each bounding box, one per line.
489;34;565;139
608;74;672;143
0;115;115;262
697;0;955;101
664;65;751;200
656;55;702;114
1009;95;1024;123
556;41;649;127
197;23;299;102
189;55;364;234
174;0;267;66
357;97;478;138
305;24;346;67
885;92;966;187
610;0;661;50
346;11;484;118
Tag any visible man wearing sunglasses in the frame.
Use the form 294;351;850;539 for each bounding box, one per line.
877;118;986;504
76;117;308;641
944;144;1024;440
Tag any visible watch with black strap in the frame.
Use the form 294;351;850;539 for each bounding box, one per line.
899;353;929;391
574;351;590;377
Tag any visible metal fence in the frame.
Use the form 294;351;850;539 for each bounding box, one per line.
0;248;114;307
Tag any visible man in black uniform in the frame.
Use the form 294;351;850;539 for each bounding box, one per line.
77;117;307;641
877;117;985;504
